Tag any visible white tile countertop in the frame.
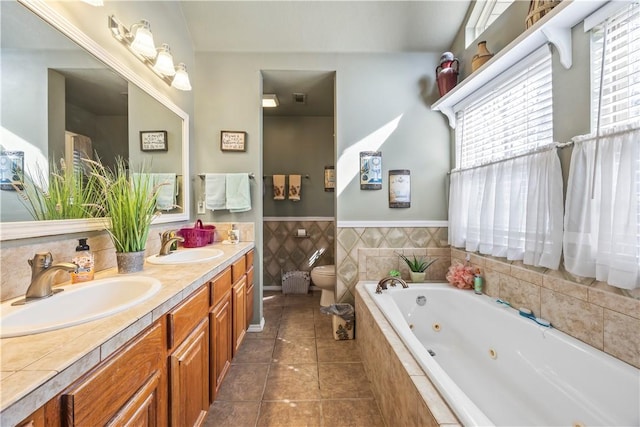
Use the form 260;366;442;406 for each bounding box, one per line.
0;241;254;426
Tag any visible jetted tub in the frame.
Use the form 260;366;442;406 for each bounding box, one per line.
362;282;640;426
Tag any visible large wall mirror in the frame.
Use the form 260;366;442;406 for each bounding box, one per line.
0;0;190;240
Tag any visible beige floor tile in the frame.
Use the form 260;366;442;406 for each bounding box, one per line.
315;320;334;340
318;362;373;399
263;293;286;307
257;401;321;427
233;339;276;364
272;337;317;363
216;363;269;401
321;399;385;427
263;363;320;401
316;339;361;363
284;293;321;307
277;321;317;339
245;322;279;340
203;401;260;427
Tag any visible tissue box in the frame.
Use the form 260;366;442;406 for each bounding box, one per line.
332;316;354;340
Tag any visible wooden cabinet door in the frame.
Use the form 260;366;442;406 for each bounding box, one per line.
246;266;255;327
61;321;166;427
169;319;209;427
232;276;247;356
209;293;232;402
106;371;161;427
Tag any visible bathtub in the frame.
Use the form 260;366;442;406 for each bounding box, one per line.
361;282;640;427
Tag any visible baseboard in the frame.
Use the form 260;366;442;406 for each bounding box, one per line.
247;317;265;332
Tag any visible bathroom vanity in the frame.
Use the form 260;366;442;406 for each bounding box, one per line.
0;243;255;427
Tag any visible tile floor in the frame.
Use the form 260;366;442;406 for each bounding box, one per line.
203;291;385;427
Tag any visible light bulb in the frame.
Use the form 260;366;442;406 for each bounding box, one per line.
153;44;176;76
172;63;192;91
130;20;156;58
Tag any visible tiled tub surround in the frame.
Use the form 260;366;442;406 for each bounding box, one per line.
0;221;254;302
336;226;449;304
263;220;334;288
451;248;640;369
0;240;254;426
355;284;460;427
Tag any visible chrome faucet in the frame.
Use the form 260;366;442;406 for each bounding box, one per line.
375;276;409;294
159;230;184;256
13;252;77;305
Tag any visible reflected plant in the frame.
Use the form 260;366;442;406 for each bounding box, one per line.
14;158;103;220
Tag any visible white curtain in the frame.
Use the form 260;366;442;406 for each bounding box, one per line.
564;125;640;290
449;149;563;269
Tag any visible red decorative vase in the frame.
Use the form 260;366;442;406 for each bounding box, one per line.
436;52;459;97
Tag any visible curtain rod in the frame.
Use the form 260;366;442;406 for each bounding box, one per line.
449;141;574;175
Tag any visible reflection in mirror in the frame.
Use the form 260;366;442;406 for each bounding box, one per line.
0;0;189;237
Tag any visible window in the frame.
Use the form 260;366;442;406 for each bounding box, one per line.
455;46;554;169
563;3;640;290
449;46;563;269
590;2;640;131
465;0;515;48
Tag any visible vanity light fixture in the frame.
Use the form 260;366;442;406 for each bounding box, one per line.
262;94;279;108
109;15;192;91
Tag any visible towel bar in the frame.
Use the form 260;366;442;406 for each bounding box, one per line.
198;173;255;179
263;174;310;179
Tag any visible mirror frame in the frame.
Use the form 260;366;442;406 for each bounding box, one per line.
0;0;190;241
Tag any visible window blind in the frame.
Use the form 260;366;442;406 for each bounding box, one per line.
591;2;640;130
455;47;553;170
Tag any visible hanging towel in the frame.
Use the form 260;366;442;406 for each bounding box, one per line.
205;173;226;210
132;173;155;200
226;173;251;212
273;175;285;200
288;174;301;201
154;173;177;211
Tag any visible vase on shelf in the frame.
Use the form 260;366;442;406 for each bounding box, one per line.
436;51;459;97
471;41;494;72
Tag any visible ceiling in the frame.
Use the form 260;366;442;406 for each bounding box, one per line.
179;1;471;118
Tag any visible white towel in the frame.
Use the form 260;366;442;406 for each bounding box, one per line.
205;173;226;211
288;174;301;201
154;173;176;211
226;173;251;212
273;175;285;200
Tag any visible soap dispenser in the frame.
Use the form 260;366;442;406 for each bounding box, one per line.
71;238;94;283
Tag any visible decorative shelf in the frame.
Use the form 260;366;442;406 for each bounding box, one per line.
432;0;617;128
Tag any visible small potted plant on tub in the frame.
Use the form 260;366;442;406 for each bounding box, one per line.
398;253;437;282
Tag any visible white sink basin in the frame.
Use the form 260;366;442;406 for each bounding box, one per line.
146;248;224;265
0;276;161;338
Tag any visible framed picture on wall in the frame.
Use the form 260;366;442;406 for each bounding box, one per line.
140;131;168;152
221;131;247;152
360;151;382;190
389;169;410;208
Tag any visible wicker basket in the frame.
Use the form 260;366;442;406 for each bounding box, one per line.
526;0;561;29
178;219;215;248
282;271;310;294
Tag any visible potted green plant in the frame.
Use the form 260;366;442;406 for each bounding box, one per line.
90;158;160;274
397;253;437;282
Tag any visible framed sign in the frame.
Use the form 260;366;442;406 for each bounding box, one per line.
360;151;382;190
221;131;247;152
324;166;335;192
140;131;168;152
389;169;410;208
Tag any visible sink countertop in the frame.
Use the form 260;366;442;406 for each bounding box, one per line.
0;241;254;426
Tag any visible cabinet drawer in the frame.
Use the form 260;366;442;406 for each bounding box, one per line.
231;256;246;283
211;268;232;308
62;321;164;427
167;285;209;349
245;249;254;269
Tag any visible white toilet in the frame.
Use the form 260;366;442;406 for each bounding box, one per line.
310;265;336;307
